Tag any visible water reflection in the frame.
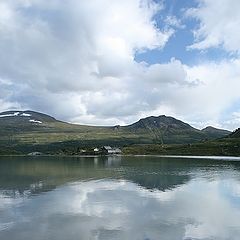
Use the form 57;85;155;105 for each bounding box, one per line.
0;156;240;240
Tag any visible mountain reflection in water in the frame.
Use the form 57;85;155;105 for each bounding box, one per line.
0;155;240;240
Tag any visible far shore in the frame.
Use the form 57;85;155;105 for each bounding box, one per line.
1;154;240;160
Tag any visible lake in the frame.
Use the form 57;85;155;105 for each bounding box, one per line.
1;155;240;240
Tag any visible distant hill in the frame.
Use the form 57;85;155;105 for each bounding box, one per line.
124;115;231;143
126;115;193;131
0;110;58;135
0;110;56;122
201;126;231;139
123;115;207;144
0;110;232;154
229;128;240;138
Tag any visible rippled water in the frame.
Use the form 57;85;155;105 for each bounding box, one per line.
0;155;240;240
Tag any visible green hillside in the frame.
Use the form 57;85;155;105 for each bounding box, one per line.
201;126;231;139
0;110;231;155
123;129;240;156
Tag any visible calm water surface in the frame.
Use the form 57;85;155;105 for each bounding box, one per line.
0;155;240;240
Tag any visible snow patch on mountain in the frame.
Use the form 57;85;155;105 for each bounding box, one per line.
0;112;20;117
0;112;32;118
20;113;31;117
29;119;42;124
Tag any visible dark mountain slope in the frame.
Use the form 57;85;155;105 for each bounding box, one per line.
229;128;240;138
0;110;56;123
0;110;58;134
124;115;204;144
126;115;193;130
201;126;231;139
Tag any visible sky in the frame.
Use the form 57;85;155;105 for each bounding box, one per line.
0;0;240;130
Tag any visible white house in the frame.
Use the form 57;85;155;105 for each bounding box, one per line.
102;146;122;155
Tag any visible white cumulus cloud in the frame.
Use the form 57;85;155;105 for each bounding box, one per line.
187;0;240;53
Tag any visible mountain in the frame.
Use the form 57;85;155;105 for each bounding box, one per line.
126;115;193;130
201;126;231;139
124;115;206;144
0;110;58;135
0;111;231;154
0;110;56;122
229;128;240;138
124;115;231;143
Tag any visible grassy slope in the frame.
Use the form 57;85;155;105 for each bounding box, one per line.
122;137;240;156
0;120;154;154
0;121;219;154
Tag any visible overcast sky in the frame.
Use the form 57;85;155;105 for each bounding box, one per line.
0;0;240;130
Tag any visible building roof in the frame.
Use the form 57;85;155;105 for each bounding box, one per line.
114;148;121;152
103;146;112;150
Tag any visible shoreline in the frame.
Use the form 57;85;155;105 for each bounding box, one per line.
1;154;240;160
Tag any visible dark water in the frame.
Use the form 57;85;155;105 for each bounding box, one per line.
1;156;240;240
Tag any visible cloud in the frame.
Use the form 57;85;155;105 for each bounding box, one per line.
164;15;185;29
0;0;171;92
182;59;240;129
187;0;240;53
223;112;240;131
0;0;176;122
0;0;240;130
2;178;240;240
